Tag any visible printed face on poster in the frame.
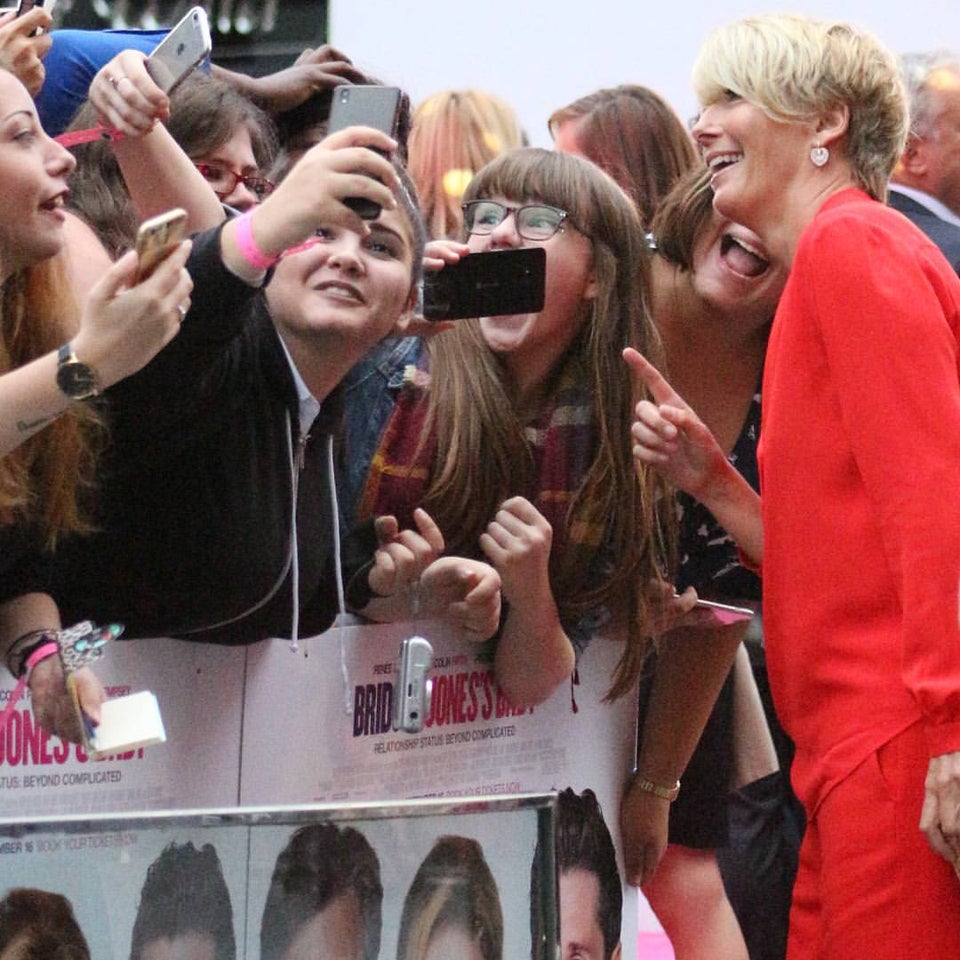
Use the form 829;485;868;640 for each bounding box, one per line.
0;619;646;957
0;797;551;960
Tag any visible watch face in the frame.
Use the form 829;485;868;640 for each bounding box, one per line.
57;359;99;399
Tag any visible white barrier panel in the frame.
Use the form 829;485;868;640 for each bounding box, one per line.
0;621;652;957
0;639;246;816
240;620;640;956
240;622;635;807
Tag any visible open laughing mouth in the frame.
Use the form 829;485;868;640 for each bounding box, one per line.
314;280;365;304
707;153;743;178
39;191;67;213
720;232;769;277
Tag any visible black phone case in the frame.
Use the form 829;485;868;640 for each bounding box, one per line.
327;86;401;220
422;247;547;321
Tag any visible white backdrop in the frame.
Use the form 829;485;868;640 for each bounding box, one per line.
329;0;958;147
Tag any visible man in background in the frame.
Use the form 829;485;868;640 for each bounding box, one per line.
889;52;960;272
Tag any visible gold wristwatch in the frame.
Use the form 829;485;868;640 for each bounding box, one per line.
56;343;100;400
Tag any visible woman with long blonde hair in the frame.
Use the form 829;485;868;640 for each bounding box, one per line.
407;90;524;240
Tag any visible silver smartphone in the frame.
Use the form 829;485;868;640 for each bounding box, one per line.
394;635;434;734
145;6;212;95
15;0;54;15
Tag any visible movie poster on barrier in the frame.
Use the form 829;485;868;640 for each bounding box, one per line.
0;638;246;817
241;621;635;806
0;822;247;960
246;807;541;960
240;619;641;957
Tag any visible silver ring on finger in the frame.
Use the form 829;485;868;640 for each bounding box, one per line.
177;304;187;323
108;74;124;88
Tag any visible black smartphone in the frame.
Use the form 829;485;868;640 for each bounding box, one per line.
326;84;402;220
422;248;547;321
145;6;212;95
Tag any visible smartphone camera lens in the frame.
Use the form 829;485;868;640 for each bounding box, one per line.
339;88;350;103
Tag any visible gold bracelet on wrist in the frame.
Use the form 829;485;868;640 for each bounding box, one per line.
632;772;681;802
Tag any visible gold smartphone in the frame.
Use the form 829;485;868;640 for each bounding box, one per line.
134;208;188;283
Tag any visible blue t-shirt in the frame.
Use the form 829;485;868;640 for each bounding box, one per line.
38;29;168;134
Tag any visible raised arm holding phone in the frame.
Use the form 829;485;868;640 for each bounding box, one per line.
0;67;193;743
44;122;500;742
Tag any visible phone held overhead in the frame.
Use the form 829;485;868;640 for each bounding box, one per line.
144;5;212;95
327;84;402;220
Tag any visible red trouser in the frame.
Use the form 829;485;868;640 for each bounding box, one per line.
787;722;960;959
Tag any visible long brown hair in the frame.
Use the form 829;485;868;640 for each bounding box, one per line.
649;166;715;271
423;148;674;699
548;85;698;229
0;256;101;545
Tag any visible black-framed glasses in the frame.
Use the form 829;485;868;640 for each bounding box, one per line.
462;200;574;241
194;162;276;202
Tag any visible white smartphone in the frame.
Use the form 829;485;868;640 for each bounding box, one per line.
394;635;434;734
14;0;55;34
15;0;55;15
145;6;212;95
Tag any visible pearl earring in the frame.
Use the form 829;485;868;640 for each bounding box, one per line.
810;144;829;168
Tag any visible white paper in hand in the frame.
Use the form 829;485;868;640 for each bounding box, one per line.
87;691;166;761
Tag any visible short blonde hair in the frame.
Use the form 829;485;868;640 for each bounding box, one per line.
692;14;908;200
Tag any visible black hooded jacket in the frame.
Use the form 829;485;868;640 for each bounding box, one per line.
51;224;375;644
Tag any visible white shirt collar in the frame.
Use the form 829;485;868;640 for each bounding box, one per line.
889;183;960;229
277;335;321;436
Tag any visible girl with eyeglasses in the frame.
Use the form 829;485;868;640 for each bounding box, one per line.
64;66;276;263
356;146;674;707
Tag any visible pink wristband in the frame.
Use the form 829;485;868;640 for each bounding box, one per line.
0;641;59;734
55;125;126;148
233;211;280;271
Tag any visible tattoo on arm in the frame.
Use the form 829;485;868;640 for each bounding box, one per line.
17;416;52;433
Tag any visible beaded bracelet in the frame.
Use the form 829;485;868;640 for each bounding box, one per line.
233;210;280;271
631;772;681;802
